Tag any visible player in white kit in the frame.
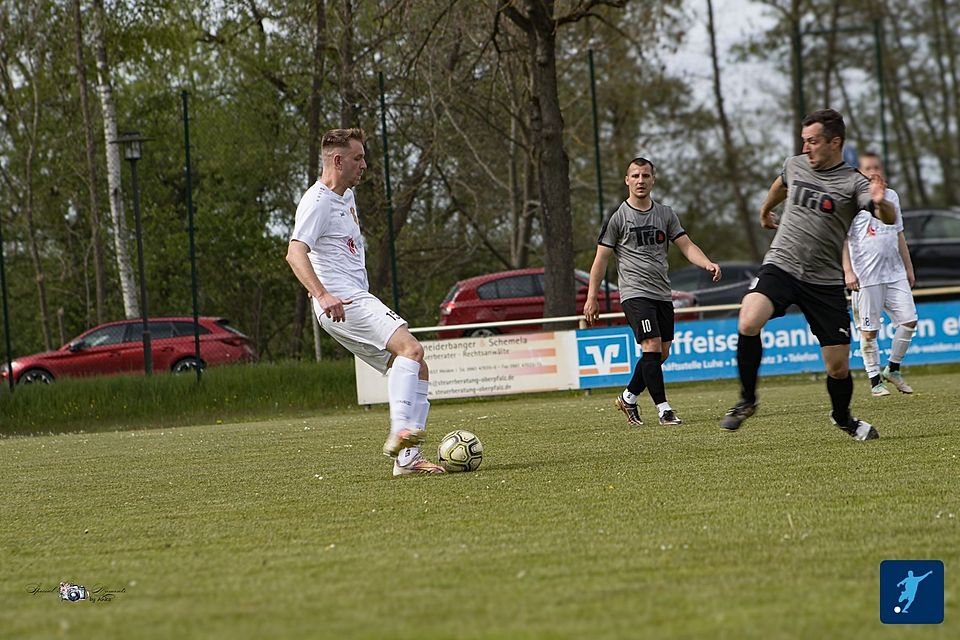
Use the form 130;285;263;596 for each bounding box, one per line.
842;152;917;397
286;128;444;476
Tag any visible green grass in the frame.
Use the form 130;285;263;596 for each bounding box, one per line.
0;360;358;435
1;368;957;639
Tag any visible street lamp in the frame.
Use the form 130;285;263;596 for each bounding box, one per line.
112;131;152;375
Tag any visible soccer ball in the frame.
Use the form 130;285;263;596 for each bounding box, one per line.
437;430;483;472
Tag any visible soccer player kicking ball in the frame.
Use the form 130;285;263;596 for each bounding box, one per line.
286;128;443;476
720;109;897;441
584;156;721;426
842;152;917;397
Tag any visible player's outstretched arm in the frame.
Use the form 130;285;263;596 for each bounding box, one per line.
583;245;613;326
674;235;721;282
759;176;787;230
285;240;352;322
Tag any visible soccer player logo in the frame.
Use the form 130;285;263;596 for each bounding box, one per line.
879;560;944;624
895;570;932;614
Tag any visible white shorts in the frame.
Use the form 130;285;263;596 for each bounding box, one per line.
314;292;406;374
852;280;918;331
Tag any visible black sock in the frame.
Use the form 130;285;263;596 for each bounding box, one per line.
641;351;666;405
827;373;853;425
870;374;881;387
737;333;762;404
627;361;646;396
888;361;900;372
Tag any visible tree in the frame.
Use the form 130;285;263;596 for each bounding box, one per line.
73;0;107;324
496;0;630;319
91;0;139;318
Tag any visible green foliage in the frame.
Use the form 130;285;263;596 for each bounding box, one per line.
0;359;358;435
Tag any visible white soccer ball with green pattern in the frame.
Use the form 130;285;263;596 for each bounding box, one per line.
437;430;483;472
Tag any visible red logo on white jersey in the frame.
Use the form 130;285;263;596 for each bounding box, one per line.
346;237;358;255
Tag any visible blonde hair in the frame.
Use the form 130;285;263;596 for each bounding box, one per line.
321;128;365;152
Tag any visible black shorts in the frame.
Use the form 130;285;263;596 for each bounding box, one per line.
748;264;851;346
622;297;675;343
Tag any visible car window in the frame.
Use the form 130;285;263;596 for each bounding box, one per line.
495;275;540;298
670;269;701;291
925;212;960;239
150;322;176;339
173;321;211;336
80;325;127;347
901;215;925;241
476;281;499;300
442;284;459;304
122;322;175;342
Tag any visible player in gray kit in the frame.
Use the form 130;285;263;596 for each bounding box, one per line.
584;157;721;426
720;109;897;440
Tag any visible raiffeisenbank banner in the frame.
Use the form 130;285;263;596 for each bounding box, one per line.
355;300;960;404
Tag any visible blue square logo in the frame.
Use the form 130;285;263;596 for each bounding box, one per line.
880;560;944;624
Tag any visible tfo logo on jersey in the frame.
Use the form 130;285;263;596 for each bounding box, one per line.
792;180;836;214
630;225;667;246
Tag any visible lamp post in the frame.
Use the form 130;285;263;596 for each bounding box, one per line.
112;132;152;375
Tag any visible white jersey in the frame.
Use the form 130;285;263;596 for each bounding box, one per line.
290;181;368;298
846;187;907;287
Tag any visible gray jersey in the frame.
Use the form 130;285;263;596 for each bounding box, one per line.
764;155;875;285
598;200;686;302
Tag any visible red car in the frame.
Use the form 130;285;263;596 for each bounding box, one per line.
438;268;697;338
0;317;256;384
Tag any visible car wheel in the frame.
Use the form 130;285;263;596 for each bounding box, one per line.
466;328;499;337
19;368;54;385
172;357;205;374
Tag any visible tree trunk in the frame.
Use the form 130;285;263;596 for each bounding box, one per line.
518;0;575;319
707;0;761;262
23;82;53;351
789;0;804;155
821;0;841;107
73;0;106;325
92;0;140;318
339;0;361;128
291;0;327;360
928;0;957;203
939;0;960;190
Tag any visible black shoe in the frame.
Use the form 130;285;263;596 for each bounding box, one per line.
659;409;682;426
720;400;758;431
614;396;644;426
831;415;879;441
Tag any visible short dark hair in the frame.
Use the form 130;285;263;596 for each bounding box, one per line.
321;127;365;151
625;156;656;176
801;109;845;144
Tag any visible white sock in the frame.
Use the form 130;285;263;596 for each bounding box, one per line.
398;380;430;467
622;389;637;405
860;335;881;379
889;325;916;364
388;356;420;435
656;401;672;417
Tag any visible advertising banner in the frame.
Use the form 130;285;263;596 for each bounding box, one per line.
577;300;960;389
355;332;580;404
356;301;960;404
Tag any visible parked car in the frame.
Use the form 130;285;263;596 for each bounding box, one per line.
0;317;256;385
437;267;697;338
669;261;761;314
901;208;960;289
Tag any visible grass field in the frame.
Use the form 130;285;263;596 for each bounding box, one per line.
1;368;957;639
